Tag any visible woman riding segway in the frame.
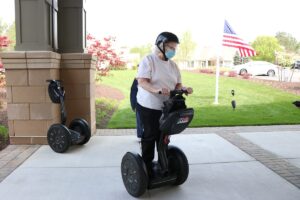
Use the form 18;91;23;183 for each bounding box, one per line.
121;32;194;197
136;32;193;177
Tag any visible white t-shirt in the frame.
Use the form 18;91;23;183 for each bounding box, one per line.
137;54;181;110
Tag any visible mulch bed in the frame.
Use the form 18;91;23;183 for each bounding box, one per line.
95;84;125;100
95;84;125;129
96;104;118;129
247;78;300;96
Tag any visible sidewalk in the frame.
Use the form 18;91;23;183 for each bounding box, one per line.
0;145;40;182
0;125;299;200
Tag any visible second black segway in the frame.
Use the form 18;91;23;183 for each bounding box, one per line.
46;80;91;153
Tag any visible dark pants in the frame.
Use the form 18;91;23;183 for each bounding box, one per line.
135;108;143;138
137;103;162;174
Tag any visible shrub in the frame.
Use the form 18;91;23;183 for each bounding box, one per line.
109;65;127;70
242;73;251;79
96;68;110;81
199;68;214;74
228;71;237;77
220;71;226;75
132;65;138;71
0;125;9;150
95;98;119;128
0;73;5;87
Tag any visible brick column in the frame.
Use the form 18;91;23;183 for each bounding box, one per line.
60;53;96;135
0;51;61;144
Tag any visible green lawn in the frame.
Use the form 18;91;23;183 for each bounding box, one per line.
99;70;300;128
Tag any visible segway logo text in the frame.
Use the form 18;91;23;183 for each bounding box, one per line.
177;116;189;124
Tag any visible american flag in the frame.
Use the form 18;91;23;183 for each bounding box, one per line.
222;20;256;57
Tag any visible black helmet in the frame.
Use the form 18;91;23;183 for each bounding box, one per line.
155;32;179;46
155;32;179;61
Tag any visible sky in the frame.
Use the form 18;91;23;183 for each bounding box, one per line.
0;0;299;48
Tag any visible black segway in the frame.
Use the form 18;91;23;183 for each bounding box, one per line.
46;80;91;153
121;89;194;197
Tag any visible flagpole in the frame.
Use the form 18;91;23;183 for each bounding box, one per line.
214;53;220;104
214;19;224;105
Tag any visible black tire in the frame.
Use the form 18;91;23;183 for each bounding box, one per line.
267;70;275;77
47;124;71;153
168;145;189;185
121;152;148;197
239;69;247;75
69;118;91;145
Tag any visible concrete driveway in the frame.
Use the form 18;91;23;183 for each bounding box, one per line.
0;128;300;200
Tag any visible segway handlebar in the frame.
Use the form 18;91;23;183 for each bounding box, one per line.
46;79;61;82
158;89;188;96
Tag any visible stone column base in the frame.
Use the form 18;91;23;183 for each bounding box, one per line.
0;51;96;145
61;53;96;135
10;136;47;145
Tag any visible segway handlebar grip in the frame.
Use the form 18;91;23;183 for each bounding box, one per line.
158;89;188;96
170;89;188;96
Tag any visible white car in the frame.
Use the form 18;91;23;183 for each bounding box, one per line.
233;61;278;76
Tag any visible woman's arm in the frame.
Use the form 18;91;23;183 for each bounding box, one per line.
175;83;182;89
138;78;169;95
138;78;159;93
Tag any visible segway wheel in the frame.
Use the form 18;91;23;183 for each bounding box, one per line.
121;152;148;197
47;124;71;153
168;145;189;185
69;119;91;145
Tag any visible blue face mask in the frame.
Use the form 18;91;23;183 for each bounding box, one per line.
165;49;176;59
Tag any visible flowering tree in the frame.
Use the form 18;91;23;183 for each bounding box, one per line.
0;36;10;73
87;34;126;76
0;36;9;48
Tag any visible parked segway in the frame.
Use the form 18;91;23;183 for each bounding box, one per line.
46;80;91;153
121;89;194;197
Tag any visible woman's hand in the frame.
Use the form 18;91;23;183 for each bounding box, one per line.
186;87;193;94
182;86;193;94
158;88;170;96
